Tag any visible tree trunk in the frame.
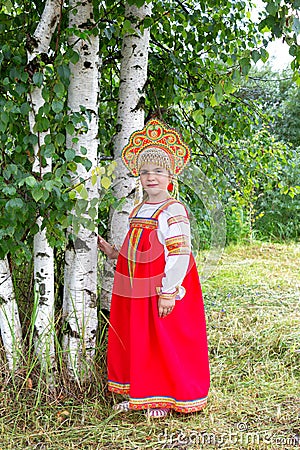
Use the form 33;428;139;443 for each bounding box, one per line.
0;258;22;371
62;0;100;381
100;2;152;311
27;0;61;377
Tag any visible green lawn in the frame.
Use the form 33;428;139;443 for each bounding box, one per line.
1;242;299;449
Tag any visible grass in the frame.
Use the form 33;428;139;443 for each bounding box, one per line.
0;241;299;449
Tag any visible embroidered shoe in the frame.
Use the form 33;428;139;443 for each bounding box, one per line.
146;408;170;418
112;400;130;412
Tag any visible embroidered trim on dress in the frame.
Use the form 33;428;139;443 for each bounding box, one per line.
108;380;130;394
151;198;178;219
129;217;157;230
129;395;207;414
108;380;207;413
165;235;190;255
167;215;189;226
128;228;143;285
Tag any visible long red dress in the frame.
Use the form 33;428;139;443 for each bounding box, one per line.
107;198;210;413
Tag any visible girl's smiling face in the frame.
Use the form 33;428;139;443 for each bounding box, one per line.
139;162;171;202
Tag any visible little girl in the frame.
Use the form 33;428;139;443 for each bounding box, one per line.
98;118;210;418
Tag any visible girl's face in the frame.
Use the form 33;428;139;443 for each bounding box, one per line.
139;163;171;202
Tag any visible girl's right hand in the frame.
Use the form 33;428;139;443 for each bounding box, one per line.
97;235;118;259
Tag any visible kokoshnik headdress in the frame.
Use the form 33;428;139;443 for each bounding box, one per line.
121;118;191;203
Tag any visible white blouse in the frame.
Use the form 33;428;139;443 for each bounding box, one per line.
136;201;191;300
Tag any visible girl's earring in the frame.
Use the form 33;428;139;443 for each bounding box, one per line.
168;177;179;199
134;177;143;205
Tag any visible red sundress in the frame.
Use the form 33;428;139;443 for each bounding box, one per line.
107;198;210;413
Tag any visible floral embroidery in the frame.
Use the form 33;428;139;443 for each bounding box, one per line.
127;227;143;285
129;395;207;413
167;214;189;226
165;234;190;255
108;380;208;413
108;380;130;394
129;217;157;230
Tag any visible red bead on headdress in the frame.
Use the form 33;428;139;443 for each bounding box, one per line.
121;118;191;176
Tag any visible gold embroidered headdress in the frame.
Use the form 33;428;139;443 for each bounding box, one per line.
122;118;190;176
122;118;191;202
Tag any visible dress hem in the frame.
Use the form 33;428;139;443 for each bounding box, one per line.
108;382;208;414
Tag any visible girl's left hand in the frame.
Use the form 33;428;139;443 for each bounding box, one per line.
158;295;176;318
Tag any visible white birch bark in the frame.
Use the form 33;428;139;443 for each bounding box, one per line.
62;0;100;380
100;3;152;310
27;0;61;376
0;258;22;371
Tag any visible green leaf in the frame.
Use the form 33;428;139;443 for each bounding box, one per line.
57;64;71;83
43;143;55;158
192;110;204;124
55;132;65;146
101;176;111;189
240;57;251;75
42;86;50;102
54;82;65;98
66;123;75;135
70;50;80;64
204;107;214;118
224;81;235;95
79;186;88;200
5;198;24;210
143;17;152;29
64;148;75;161
25;176;37;188
2;185;16;195
32;72;43;86
266;3;278;16
251;50;261;63
32;186;43;202
210;94;218;107
260;48;269;63
81;158;92;171
88;206;97;220
232;69;241;82
52;100;64;113
45;181;54;192
68;161;77;172
123;19;132;32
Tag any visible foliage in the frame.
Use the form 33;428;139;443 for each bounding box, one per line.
223;66;300;241
0;3;114;262
254;148;300;240
224;129;297;238
242;66;300;146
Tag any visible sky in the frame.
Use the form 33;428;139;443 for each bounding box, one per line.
265;40;293;69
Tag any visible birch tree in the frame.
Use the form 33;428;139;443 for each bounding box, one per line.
62;0;100;380
0;258;22;371
27;0;61;377
100;2;152;311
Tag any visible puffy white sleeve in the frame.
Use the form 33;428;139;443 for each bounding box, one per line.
157;202;191;300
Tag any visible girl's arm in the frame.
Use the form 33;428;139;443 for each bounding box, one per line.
159;202;191;299
157;202;192;318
